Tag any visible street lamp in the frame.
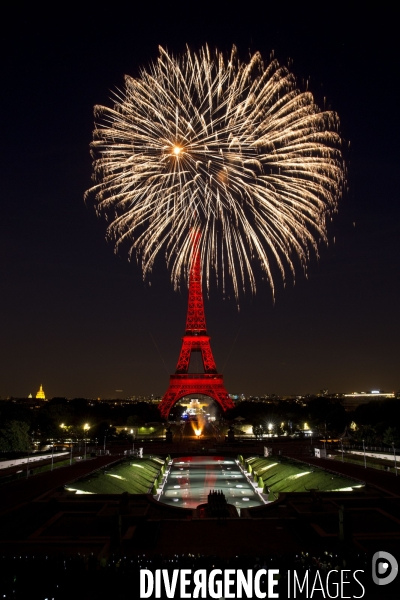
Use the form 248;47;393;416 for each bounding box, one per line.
130;429;135;454
51;440;54;471
60;423;73;465
392;443;397;476
83;424;90;460
362;439;366;469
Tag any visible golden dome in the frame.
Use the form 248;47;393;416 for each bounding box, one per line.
36;384;46;400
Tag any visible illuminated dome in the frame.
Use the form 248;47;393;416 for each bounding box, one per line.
36;384;46;400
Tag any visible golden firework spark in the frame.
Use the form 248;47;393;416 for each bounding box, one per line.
87;45;344;299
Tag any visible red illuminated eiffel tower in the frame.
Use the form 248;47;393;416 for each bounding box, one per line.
158;232;235;420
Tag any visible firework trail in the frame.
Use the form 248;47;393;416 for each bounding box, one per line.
87;45;344;299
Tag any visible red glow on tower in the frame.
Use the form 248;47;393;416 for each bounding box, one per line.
158;232;234;420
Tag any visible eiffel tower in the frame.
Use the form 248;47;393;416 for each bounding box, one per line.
158;232;234;420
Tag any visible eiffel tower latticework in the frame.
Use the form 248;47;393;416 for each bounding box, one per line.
158;232;234;420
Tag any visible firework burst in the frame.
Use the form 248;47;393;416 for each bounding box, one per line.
87;45;344;299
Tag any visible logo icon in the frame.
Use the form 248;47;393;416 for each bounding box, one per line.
372;551;398;586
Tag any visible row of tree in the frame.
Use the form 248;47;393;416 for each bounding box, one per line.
225;397;400;446
0;398;160;453
1;396;399;452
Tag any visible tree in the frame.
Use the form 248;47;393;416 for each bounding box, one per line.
127;415;144;427
383;427;400;447
0;421;31;452
352;425;377;445
252;423;264;439
307;398;347;436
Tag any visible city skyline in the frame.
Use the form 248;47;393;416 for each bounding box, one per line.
4;385;397;402
1;5;398;399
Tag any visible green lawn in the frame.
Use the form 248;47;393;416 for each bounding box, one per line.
65;456;167;495
245;456;363;498
132;425;165;438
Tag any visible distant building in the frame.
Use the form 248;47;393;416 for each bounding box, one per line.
342;390;395;410
36;384;46;400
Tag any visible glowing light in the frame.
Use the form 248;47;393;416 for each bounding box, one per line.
194;429;202;437
65;488;94;495
258;463;278;472
87;45;344;300
288;471;311;479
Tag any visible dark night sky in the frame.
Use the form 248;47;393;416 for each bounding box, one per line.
1;3;398;399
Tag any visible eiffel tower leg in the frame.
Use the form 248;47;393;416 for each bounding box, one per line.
159;388;180;421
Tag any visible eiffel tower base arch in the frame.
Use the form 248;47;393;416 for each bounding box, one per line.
159;374;233;421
